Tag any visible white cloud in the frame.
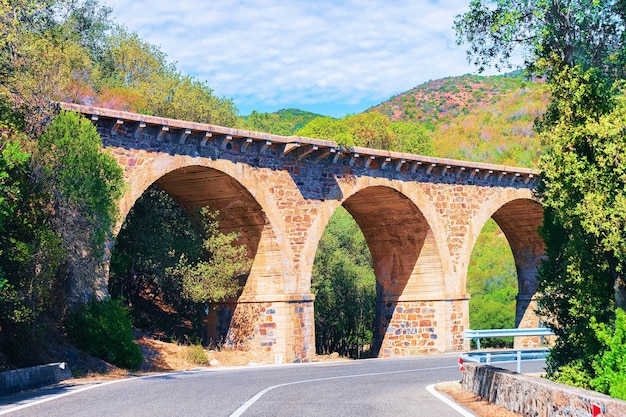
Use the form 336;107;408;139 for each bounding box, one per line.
102;0;502;116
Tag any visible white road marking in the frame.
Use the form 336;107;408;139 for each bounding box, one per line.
228;365;459;417
0;369;206;416
426;383;476;417
1;363;470;417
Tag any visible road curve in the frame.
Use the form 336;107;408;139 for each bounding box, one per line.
0;354;545;417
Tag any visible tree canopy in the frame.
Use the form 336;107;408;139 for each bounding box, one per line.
457;0;626;397
455;0;626;78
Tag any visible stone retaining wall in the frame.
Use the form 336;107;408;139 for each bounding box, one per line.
461;362;626;417
0;363;72;394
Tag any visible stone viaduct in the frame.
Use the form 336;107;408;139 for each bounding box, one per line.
60;102;545;363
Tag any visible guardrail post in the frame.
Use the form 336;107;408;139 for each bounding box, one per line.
486;353;491;365
516;350;522;373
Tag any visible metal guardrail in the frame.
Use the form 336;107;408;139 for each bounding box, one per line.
464;327;554;349
459;349;550;374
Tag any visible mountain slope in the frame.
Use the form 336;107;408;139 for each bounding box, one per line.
370;73;549;166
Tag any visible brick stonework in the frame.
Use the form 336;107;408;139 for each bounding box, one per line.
376;299;469;357
62;103;544;363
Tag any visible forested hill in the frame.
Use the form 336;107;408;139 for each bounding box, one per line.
369;73;549;167
249;73;550;167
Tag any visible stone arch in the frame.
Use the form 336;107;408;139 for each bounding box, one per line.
112;153;298;348
116;153;292;297
303;180;451;296
467;192;544;333
304;179;458;356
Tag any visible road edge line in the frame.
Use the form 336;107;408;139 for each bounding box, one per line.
426;383;476;417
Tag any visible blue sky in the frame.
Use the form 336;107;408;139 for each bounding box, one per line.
103;0;508;118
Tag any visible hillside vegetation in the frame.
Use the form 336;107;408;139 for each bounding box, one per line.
371;73;549;166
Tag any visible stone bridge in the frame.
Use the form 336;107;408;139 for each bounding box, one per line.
60;102;544;363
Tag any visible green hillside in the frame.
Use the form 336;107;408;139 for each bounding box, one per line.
370;73;549;167
238;108;323;135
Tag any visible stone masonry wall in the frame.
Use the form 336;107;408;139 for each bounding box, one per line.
462;363;626;417
378;299;469;357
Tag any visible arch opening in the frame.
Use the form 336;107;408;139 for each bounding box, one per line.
491;199;544;327
467;218;518;348
109;165;274;347
312;186;446;358
468;198;546;348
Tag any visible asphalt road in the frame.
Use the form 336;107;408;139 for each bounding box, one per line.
0;354;546;417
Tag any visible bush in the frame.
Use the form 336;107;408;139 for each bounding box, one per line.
65;299;143;369
184;344;208;365
552;359;593;390
591;309;626;400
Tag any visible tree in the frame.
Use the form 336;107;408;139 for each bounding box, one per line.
344;112;397;150
537;75;626;373
454;0;626;79
296;116;351;145
95;27;238;126
0;0;113;134
109;184;202;331
456;0;626;386
35;110;125;303
391;121;433;156
172;207;250;305
0;120;66;368
111;190;251;342
168;207;251;342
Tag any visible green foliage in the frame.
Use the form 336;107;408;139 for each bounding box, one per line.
95;27;238;126
455;0;626;393
65;298;143;369
343;112;397;149
184;344;209;365
238;109;322;135
312;207;376;357
391;121;433;156
296;116;351;144
109;184;201;318
172;207;250;305
590;309;626;400
36;110;124;252
537;68;626;375
454;0;626;77
551;360;593;390
296;113;433;154
111;187;250;342
0;120;66;369
371;74;548;166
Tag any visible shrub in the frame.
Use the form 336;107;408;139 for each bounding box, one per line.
552;359;593;390
65;299;143;369
591;309;626;400
185;344;209;365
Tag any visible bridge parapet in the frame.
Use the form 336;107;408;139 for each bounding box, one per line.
59;102;539;186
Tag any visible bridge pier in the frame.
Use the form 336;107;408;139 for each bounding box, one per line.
375;297;469;357
207;295;316;363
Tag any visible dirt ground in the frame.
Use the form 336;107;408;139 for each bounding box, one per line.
436;381;522;417
75;337;521;417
